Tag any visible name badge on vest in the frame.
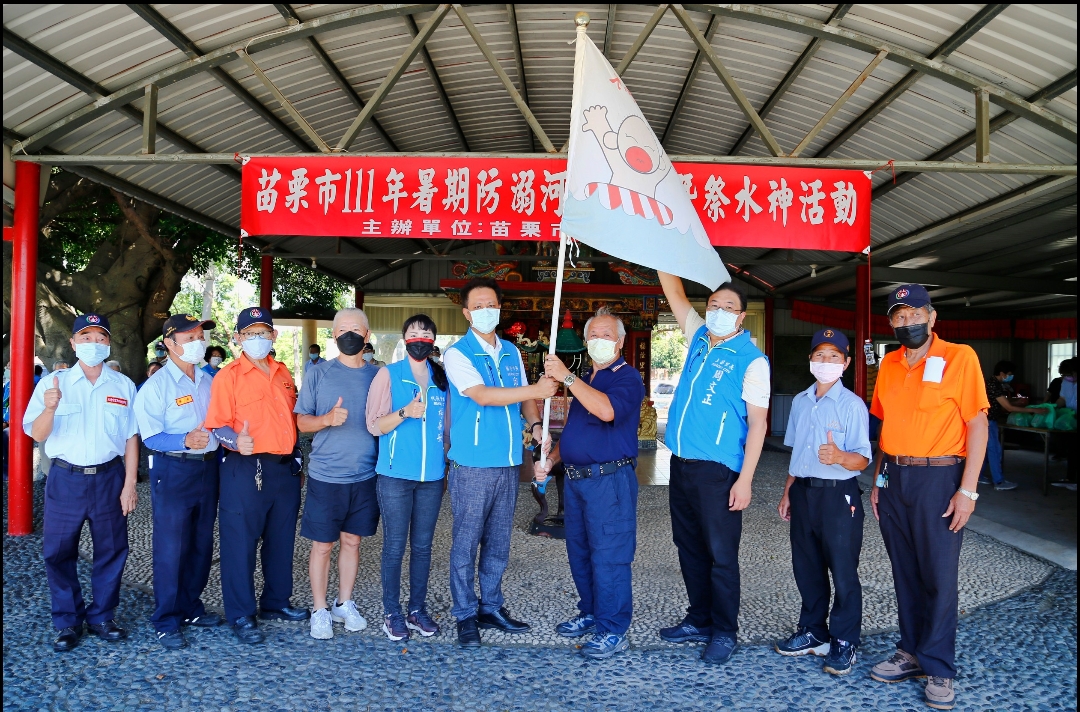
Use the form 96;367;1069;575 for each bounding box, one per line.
175;395;194;406
106;396;128;406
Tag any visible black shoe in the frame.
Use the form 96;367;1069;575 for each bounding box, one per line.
53;626;82;652
823;639;858;676
476;607;530;633
659;618;712;644
87;620;128;642
457;617;482;648
231;615;265;645
701;635;737;665
156;630;187;650
258;605;310;622
183;612;223;628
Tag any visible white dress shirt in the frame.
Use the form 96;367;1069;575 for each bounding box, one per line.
134;358;218;454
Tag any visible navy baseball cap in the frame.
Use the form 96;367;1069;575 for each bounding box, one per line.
163;313;216;339
235;306;273;332
887;284;931;314
810;327;850;355
72;313;110;335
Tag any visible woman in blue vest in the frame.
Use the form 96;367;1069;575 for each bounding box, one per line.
365;314;448;642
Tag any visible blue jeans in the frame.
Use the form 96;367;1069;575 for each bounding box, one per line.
376;475;444;616
981;420;1004;484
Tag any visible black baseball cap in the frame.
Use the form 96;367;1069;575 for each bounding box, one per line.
235;306;274;332
163;314;216;339
887;284;931;314
72;313;110;335
810;327;850;355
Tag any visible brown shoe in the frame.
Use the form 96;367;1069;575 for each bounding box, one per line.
924;676;955;709
870;649;925;682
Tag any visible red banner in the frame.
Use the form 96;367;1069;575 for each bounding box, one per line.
240;155;870;252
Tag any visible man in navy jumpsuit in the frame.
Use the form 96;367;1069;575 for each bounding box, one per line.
23;313;140;652
535;308;644;659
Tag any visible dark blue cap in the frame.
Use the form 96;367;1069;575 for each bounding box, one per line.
73;313;110;335
163;314;215;339
235;306;273;332
886;283;931;314
810;327;850;355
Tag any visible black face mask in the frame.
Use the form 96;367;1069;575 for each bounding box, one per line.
893;323;930;350
336;331;365;356
406;340;435;361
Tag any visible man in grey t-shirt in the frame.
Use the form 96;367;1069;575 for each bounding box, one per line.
294;308;380;640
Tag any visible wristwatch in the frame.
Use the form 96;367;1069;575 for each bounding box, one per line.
958;487;979;501
563;374;576;388
398;407;407;419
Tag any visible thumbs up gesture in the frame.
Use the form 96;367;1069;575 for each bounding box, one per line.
324;396;349;427
237;420;255;456
185;421;211;450
44;376;62;411
403;392;426;419
817;430;842;466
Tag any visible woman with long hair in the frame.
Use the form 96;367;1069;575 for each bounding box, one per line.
365;314;449;641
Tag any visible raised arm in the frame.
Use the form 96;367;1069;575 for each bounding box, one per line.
657;271;693;332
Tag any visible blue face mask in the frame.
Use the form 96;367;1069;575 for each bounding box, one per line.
309;352;319;361
469;308;501;335
75;342;111;367
1003;374;1014;383
705;308;739;337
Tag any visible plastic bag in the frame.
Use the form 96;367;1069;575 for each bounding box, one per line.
1053;408;1076;431
1007;412;1033;427
1030;404;1056;430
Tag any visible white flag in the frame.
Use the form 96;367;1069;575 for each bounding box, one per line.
559;29;729;290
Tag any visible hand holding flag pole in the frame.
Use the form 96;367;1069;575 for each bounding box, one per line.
538;229;569;470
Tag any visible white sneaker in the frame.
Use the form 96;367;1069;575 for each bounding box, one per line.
310;608;333;640
331;598;367;632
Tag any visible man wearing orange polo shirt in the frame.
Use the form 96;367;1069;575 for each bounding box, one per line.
867;285;988;711
205;307;309;644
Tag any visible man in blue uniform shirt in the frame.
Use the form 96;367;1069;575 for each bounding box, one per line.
775;328;871;676
134;314;223;649
534;308;645;659
657;272;771;665
23;313;139;652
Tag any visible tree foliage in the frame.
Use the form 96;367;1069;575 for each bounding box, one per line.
651;325;687;373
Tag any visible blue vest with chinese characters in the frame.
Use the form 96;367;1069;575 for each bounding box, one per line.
669;327;766;471
376;359;447;482
447;330;524;468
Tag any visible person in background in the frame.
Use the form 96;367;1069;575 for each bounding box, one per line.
23;313;139;652
34;364;44;383
1054;358;1077;485
105;361;122;373
305;344;326;372
295;308;380;641
981;360;1043;492
202;345;227;378
366;314;448;642
138;362;163;392
1046;358;1072;405
53;361;69;372
362;343;385;367
133;315;222;649
775;328;870;677
431;345;442;365
153;342;168;365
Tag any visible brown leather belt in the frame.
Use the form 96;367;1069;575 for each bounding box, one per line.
887;454;965;467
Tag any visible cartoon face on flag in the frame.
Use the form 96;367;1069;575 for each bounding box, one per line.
560;28;728;290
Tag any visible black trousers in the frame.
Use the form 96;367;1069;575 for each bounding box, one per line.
669;455;741;638
789;476;864;645
878;462;964;678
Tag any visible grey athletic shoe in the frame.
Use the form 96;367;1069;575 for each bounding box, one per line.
924;676;955;709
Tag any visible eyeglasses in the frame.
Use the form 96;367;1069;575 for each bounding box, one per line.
239;330;273;340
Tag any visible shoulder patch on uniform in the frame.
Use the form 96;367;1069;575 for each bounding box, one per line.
106;396;128;406
611;363;626;371
175;395;194;406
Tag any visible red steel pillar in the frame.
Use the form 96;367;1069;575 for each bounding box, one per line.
855;263;870;400
259;254;273;310
8;161;40;535
354;286;364;310
764;296;774;436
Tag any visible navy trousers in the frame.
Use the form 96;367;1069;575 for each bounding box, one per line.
564;464;638;635
149;454;219;633
669;455;742;638
43;459;128;630
218;453;301;622
878;462;964;678
789;476;864;645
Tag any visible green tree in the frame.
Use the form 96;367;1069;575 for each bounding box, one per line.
651;326;687;373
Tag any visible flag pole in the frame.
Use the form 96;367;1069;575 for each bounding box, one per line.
539;230;568;468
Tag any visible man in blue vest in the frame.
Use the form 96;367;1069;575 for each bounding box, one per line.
656;272;771;664
443;277;559;647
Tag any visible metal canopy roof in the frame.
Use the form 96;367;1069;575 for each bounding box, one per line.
3;4;1076;315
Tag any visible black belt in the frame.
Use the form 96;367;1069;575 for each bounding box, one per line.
53;457;122;475
564;457;636;480
158;450;218;461
795;476;855;488
887;454;965;467
226;452;295;465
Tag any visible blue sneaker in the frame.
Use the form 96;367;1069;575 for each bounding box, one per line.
659;618;712;643
701;635;737;665
775;627;830;657
556;613;596;638
579;632;629;659
823;639;858;676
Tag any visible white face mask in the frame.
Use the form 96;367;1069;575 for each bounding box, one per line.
209;356;223;368
705;308;739;337
241;336;273;360
174;339;205;365
587;338;618;364
810;361;845;384
469;308;501;335
75;342;111;367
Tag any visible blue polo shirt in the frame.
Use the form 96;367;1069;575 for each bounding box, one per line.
784;379;871;480
558;357;645;466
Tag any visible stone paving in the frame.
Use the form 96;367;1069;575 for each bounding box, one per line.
78;451;1052;649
